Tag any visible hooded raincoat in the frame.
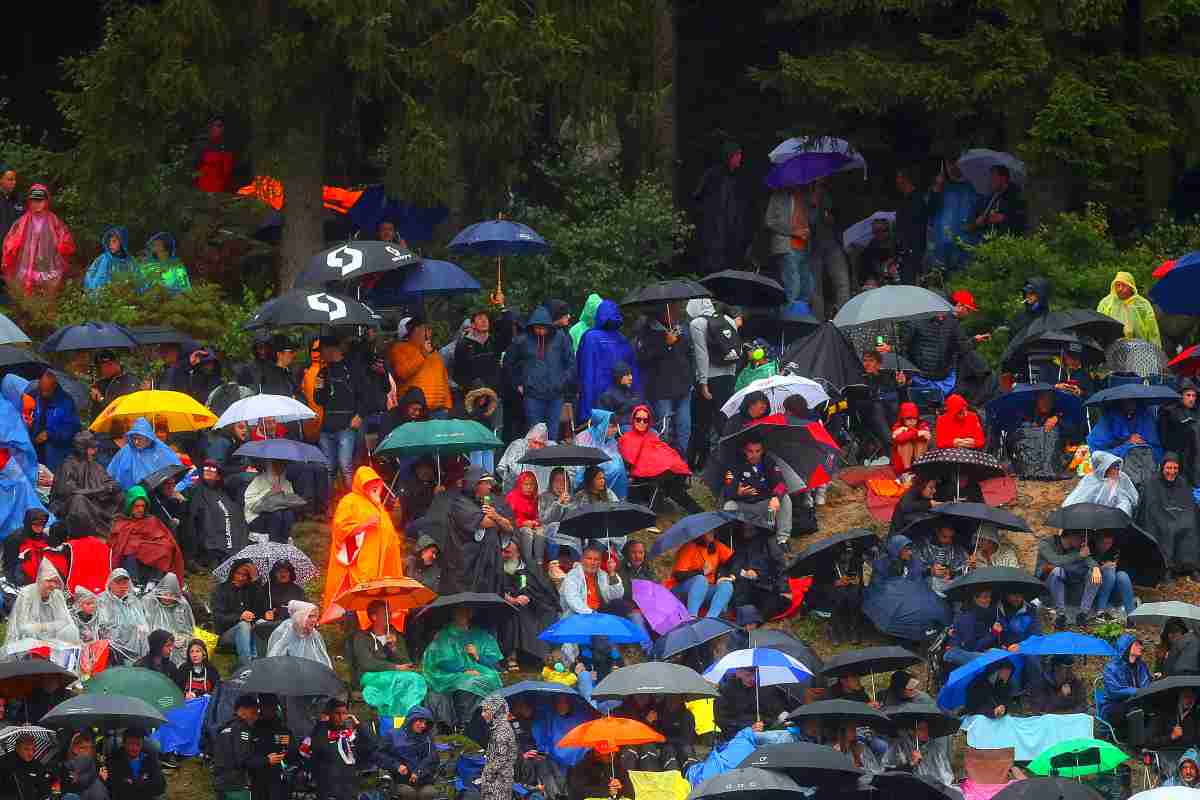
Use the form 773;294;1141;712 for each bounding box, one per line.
266;600;332;666
0;383;45;537
187;467;250;561
50;431;121;535
72;586;101;644
573;408;628;499
618;405;690;478
322;466;405;620
496;423;556;494
506;306;575;402
864;534;950;642
420;617;503;697
1097;271;1161;346
97;567;151;662
480;695;517;800
140;572;196;666
1088;400;1162;464
934;394;985;449
577;300;639;420
1100;632;1152;722
1064;451;1140;515
139;232;191;293
110;486;186;584
569;294;603;353
1139;454;1199;573
83;226;137;292
1166;747;1200;788
1;185;76;296
4;559;80;654
106;417;183;490
930;178;981;268
387;706;439;783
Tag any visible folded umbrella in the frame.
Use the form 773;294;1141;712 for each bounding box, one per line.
1129;601;1200;629
833;286;953;327
0;725;55;763
85;666;184;711
234;655;343;697
648;510;741;558
243;289;384;329
538;612;649;646
942;567;1048;603
785;699;892;730
363;258;481;307
138;463;191;494
721;374;831;418
738;742;863;788
936;650;1021;712
216;394;317;428
786;528;877;578
649;616;738;660
42;693;167;730
297;240;421;287
692;766;813;800
701;270;786;308
212;541;318;584
235;438;329;465
517;444;609;468
255;493;309;513
630;578;689;635
556;502;656;541
90;389;218;433
591;661;718;701
42;321;139;353
992;777;1104;800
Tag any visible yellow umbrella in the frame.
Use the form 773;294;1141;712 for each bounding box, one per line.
90;390;217;434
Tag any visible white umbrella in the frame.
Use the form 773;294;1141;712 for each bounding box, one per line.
957;148;1027;195
832;285;954;328
215;393;317;428
769;135;861;166
0;725;56;762
842;211;896;251
703;647;813;725
721;374;830;418
1130;789;1200;800
0;312;31;346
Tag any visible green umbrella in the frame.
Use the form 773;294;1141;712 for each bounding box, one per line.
374;419;503;479
84;666;185;712
1027;738;1128;778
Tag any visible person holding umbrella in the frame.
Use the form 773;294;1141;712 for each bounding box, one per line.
107;725;167;800
0;730;56;799
1148;685;1200;747
90;350;140;419
945;589;1001;668
349;600;427;719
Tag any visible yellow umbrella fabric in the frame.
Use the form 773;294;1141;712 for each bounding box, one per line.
90;390;217;433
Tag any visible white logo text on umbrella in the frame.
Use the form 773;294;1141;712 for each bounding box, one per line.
326;245;364;276
307;293;347;321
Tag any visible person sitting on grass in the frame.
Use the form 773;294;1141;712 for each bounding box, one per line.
890;402;930;475
350;600;428;722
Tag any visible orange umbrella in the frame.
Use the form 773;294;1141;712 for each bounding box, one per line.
332;577;436;612
557;717;664;750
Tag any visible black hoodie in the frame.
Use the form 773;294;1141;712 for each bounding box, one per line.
1011;276;1052;338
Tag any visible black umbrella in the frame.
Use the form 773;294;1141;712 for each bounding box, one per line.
784;699;893;730
233;655;343;697
129;326;197;348
942;567;1049;602
0;345;49;378
1044;505;1166;586
910;448;1005;498
748;629;825;675
701;270;787;308
556;502;656;541
140;463;191;493
895;511;977;552
1001;329;1105;373
518;444;609;468
649;617;739;660
41;693;167;730
787;529;878;578
848;772;962;800
991;777;1103;800
591;662;718;701
0;660;75;698
933;502;1030;532
780;322;868;393
706;421;839;497
886;701;960;739
1045;502;1132;531
297;240;422;287
880;352;920;373
1084;383;1180;407
464;680;596;746
1012;310;1125;349
738;742;864;788
414;592;517;629
1129;675;1200;709
620;279;710;309
775;308;822;350
42;322;139;353
821;647;922;681
242;289;384;330
692;767;811;800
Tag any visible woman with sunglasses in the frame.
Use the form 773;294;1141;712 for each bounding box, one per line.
618;405;703;514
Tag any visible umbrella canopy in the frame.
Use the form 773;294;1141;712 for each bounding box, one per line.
692;766;812;800
1131;789;1200;800
747;629;824;674
140;463;191;493
216;394;317;428
1045;504;1166;585
85;666;184;711
986;383;1086;432
779;323;867;394
1013;310;1126;349
942;567;1048;603
992;778;1104;800
212;541;318;584
649;510;741;558
363;258;481;306
957;149;1026;194
787;528;877;578
776;308;822;340
631;579;690;635
1130;675;1200;710
517;444;609;468
333;577;436;612
1016;633;1116;658
620;278;710;307
649;616;738;660
848;772;961;800
937;650;1021;711
887;700;962;739
785;699;893;730
704;648;813;687
842;211;896;251
538;612;650;645
1129;601;1200;628
464;680;596;747
42;693;167;730
42;321;139;353
769;135;863;165
0;345;49;378
449;219;549;256
911;448;1005;487
0;725;55;763
1151;260;1200;315
0;312;30;346
234;655;343;697
820;646;922;680
721;374;831;418
557;716;663;750
1046;502;1134;531
591;662;718;701
375;418;502;458
833;286;954;327
90;389;217;433
414;592;517;629
0;659;75;698
707;420;839;497
297;240;421;286
1001;330;1106;372
128;326;195;347
1169;345;1200;377
1084;383;1180;407
933;502;1030;532
556;502;656;541
738;742;864;787
234;438;329;465
243;289;383;329
701;270;787;308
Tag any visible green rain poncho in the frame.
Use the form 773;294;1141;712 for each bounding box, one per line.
139;232;192;294
734;359;778;392
1097;271;1161;346
568;294;603;353
361;669;429;719
420;623;503;697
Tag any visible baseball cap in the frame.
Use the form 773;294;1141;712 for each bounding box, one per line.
950;290;977;311
465;466;495;486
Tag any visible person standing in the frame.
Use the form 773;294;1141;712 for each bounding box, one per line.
688;299;742;468
28;369;80;473
479;695;518;800
635;306;692;458
967;165;1027;237
894;167;931;285
213;694;284;800
389;316;453;416
765;185;812;309
928;160;980;272
577;300;638;422
692;142;750;275
507;306;574;437
807;177;852;318
1;183;76;297
193;115;235;194
0;165;19;237
314;336;366;491
90;350;140;418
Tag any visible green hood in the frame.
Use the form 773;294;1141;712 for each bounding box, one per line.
124;485;149;514
569;293;603;351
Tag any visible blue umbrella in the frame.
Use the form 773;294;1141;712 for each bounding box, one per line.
1150;257;1200;314
449;219;549;256
234;439;329;465
362;259;481;307
42;322;139;353
1085;383;1180;407
538;613;650;645
1017;633;1116;658
703;648;813;687
346;185;449;244
648;511;741;558
986;383;1084;432
936;649;1022;711
650;617;739;660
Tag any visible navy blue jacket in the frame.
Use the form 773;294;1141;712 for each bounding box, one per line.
507;306;575;401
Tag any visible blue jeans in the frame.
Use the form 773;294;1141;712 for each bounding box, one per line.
220;620;257;666
674;575;733;619
1046;566;1100;614
523;396;563;439
944;647;985;667
1098;567;1136;613
653;395;691;459
775;249;812;306
319;427;357;487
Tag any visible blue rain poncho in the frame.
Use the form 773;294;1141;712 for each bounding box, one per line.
83;226;138;292
106;417;182;490
573;407;628;500
0;378;46;537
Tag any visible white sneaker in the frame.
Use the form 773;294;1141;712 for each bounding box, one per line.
814;486;827;506
867;456;891;467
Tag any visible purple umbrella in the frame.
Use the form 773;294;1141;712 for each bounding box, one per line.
633;579;690;635
766;152;858;189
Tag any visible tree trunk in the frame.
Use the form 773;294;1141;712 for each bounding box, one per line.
276;103;327;290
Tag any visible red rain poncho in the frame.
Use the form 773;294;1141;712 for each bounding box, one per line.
1;185;76;296
935;394;985;450
618;405;691;478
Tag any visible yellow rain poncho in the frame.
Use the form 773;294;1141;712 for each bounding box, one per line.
1097;271;1161;346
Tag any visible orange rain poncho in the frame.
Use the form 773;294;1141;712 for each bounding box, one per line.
321;466;405;624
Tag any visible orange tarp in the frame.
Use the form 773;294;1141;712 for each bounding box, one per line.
237;176;363;213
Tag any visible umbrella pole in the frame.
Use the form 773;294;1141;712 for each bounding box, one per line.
755;666;761;725
869;672;876;703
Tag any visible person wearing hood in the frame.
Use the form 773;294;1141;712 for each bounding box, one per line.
137;628;182;684
2;508;48;586
689;299;743;466
891;401;931;474
866;534;951;644
448;467;514;595
27;369;80;472
635;306;694;458
211;558;267;665
1161;379;1200;485
266;599;332;666
965;658;1016;718
871;535;924;583
3;559;79;655
507;305;574;436
106;417;182;491
733;338;778;393
138;231;191;293
323;465;405;619
405;534;442;595
479;694;519;800
140;573;195;666
693;142;750;275
388;315;453;414
84;225;138;291
1010;276;1053;343
422;605;504;724
1166;748;1200;788
976;525;1021;568
1064;450;1140;515
505;470;548;569
380;706;440;798
397;455;440;524
60;732;109;800
187;459;249;567
722;520;791;619
945;588;1001;668
1088;395;1161;482
577;299;639;421
573;407;629;500
1139;452;1199;580
97;567;151;664
594;360;644;423
497;422;557;494
934;393;984;449
1037;528;1101;629
1097;270;1161;346
619;404;703;514
498;536;560;667
110;486;186;586
569;294;603;353
1;183;76;296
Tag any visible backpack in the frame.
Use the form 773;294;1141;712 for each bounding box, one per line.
704;316;742;366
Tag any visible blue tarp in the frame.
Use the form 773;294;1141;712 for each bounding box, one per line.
151;695;210;757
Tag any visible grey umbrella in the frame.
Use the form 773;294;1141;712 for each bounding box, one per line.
833;285;953;327
691;767;811;800
0;312;30;346
1129;601;1200;629
590;661;718;701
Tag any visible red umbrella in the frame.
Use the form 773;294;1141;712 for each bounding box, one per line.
1169;345;1200;377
